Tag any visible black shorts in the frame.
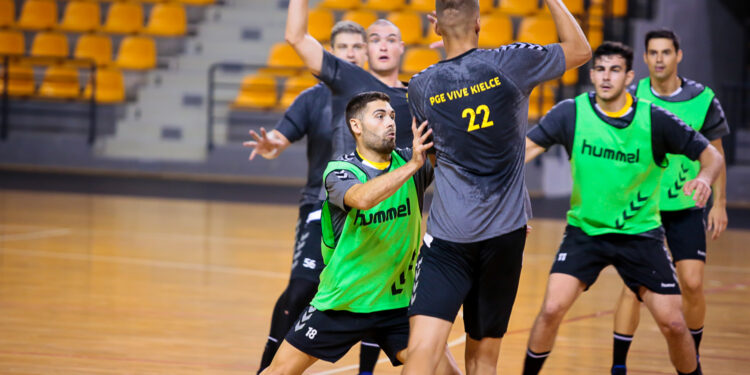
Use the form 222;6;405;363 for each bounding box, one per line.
285;305;408;365
408;226;527;340
550;225;680;297
661;208;707;263
289;202;325;282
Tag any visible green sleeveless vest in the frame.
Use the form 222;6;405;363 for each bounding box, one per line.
567;93;664;235
635;78;714;211
314;151;422;312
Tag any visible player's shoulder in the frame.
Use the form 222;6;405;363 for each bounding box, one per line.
298;82;329;98
492;42;548;54
409;62;441;85
648;100;685;125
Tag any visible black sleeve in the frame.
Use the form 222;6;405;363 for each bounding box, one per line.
651;104;710;165
274;88;314;143
527;99;576;156
699;97;731;141
318;50;368;94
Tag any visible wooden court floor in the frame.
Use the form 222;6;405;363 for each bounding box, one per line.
0;189;748;374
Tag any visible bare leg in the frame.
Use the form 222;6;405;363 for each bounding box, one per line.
640;288;698;373
675;260;706;331
398;341;462;375
465;336;501;375
260;341;318;375
401;315;454;375
613;286;641;335
527;273;586;353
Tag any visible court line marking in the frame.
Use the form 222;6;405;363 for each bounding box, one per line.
0;247;290;279
0;228;72;242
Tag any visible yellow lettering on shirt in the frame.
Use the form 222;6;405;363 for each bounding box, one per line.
428;77;502;106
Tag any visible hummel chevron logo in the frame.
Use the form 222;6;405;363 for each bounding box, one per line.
294;307;316;331
680;164;689;174
615;192;649;229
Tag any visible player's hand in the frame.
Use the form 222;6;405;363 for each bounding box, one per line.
243;127;284;160
706;203;728;240
683;177;712;208
426;11;444;49
409;117;433;169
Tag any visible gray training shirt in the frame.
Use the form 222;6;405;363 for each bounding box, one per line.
408;43;566;243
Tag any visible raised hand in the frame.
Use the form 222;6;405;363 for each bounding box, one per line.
243;127;286;160
409;117;433;169
683;177;712;209
426;11;445;50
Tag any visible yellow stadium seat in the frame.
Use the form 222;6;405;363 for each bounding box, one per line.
103;1;143;34
116;36;156;70
0;63;35;97
60;0;101;33
402;47;441;74
145;2;187;36
528;83;557;119
75;34;113;66
279;75;319;108
31;32;69;58
260;43;305;77
478;15;512;48
0;30;25;55
178;0;215;5
407;0;432;12
18;0;57;30
561;67;578;86
308;8;335;42
517;16;558;45
387;12;423;45
0;0;14;28
341;10;378;29
540;0;585;16
478;0;495;13
610;0;627;17
39;65;81;99
423;25;441;45
362;0;404;12
497;0;538;16
318;0;360;11
588;27;603;49
84;67;125;103
232;74;278;109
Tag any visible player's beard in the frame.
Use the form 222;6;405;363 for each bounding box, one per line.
362;130;395;155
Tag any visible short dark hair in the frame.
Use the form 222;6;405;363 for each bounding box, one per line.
435;0;480;36
345;91;391;137
330;21;366;46
593;41;633;71
645;29;680;52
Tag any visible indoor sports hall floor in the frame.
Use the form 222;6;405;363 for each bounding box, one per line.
0;173;748;374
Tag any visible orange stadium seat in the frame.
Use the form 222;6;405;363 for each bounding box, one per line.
75;34;113;66
408;0;433;12
84;67;125;103
528;83;557;119
541;0;585;16
0;0;14;28
38;65;81;99
423;24;441;45
0;30;25;55
561;67;578;86
178;0;216;5
402;47;441;74
59;0;101;33
497;0;538;16
517;16;558;45
18;0;58;30
232;74;278;109
308;8;335;42
318;0;360;11
478;15;512;48
31;32;69;58
279;75;319;108
341;10;378;29
362;0;404;12
260;43;305;77
103;1;143;34
0;63;35;97
387;12;423;45
145;2;187;36
610;0;628;17
116;36;156;70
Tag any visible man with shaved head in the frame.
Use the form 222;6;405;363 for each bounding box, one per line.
402;1;591;374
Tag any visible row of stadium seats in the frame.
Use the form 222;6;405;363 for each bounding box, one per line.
1;62;125;103
0;31;157;69
1;0;188;36
317;0;627;17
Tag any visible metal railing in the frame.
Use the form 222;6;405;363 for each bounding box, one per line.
1;55;98;144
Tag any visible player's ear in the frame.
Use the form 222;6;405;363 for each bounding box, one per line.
349;118;362;136
434;20;442;37
475;17;480;34
676;48;683;64
625;69;635;86
642;52;648;66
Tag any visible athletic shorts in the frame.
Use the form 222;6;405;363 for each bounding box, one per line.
285;305;408;365
661;208;707;262
408;226;527;340
550;225;680;297
289;202;325;281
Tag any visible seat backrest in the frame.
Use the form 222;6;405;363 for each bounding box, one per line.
0;0;15;27
478;15;512;48
116;35;156;70
104;1;143;34
0;30;25;55
517;16;558;45
146;2;187;36
31;31;69;58
18;0;58;30
318;0;360;11
3;63;36;96
85;67;125;103
402;47;441;73
363;0;404;12
266;43;304;69
308;8;335;42
75;34;113;66
279;75;318;108
39;65;81;98
341;10;378;29
234;74;278;109
386;12;423;45
60;0;101;32
497;0;538;16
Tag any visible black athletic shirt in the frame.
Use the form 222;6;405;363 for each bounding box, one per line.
318;51;411;157
275;83;332;205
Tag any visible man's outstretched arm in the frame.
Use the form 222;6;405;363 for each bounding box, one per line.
545;0;592;70
525;138;546;163
285;0;325;75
